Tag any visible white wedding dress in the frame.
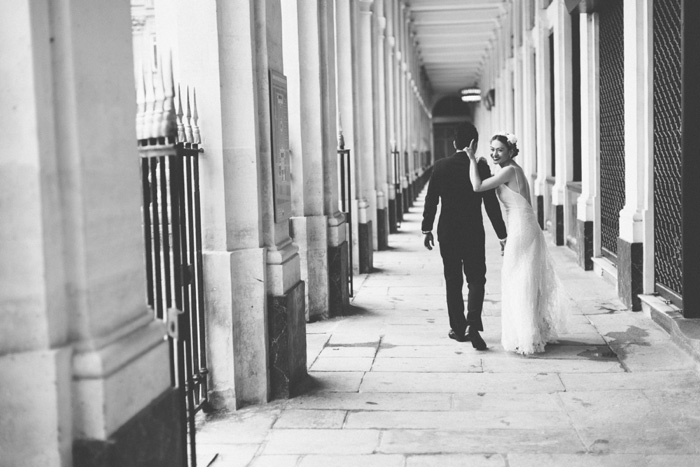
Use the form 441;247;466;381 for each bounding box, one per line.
496;176;568;355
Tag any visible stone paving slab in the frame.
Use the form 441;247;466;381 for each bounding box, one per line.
406;453;507;467
261;429;381;455
197;444;258;467
345;409;572;430
303;371;365;392
317;345;377;358
376;345;483;359
284;392;452;411
450;392;563;412
196;409;280;445
378;428;585;454
309;357;374;372
559;370;700;391
577;423;698;454
359;372;565;393
480;356;624;373
506;453;697;467
371;356;483;373
272;409;346;429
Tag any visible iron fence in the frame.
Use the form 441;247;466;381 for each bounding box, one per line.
653;0;683;305
598;0;626;260
136;59;207;467
337;133;353;297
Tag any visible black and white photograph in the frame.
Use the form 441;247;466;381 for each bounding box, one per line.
2;0;700;466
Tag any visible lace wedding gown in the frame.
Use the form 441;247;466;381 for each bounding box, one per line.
496;179;568;355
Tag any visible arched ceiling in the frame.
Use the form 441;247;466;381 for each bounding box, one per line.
409;0;506;97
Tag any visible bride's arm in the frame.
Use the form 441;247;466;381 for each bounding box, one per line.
469;159;514;192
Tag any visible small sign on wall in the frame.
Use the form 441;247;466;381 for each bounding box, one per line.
269;69;292;223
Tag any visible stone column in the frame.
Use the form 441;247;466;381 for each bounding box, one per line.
385;3;399;234
282;0;337;320
1;3;72;465
2;1;177;465
576;11;599;270
254;0;306;399
320;0;350;316
357;0;377;272
514;2;524;146
172;0;272;409
551;0;574;246
534;8;553;230
336;0;360;276
374;6;390;251
522;5;538;201
617;0;650;310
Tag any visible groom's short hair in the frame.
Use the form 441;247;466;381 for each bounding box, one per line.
454;122;478;150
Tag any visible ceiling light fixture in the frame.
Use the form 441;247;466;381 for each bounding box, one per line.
460;88;481;102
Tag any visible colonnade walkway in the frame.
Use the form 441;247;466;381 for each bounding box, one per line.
197;190;700;467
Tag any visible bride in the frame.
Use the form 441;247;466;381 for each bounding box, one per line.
465;132;567;355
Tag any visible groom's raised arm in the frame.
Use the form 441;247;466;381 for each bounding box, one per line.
478;159;507;239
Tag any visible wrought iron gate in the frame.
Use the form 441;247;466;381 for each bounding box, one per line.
137;65;208;467
599;0;625;261
337;133;354;297
653;0;683;305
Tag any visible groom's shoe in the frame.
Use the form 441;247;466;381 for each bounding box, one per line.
448;329;470;343
467;326;487;351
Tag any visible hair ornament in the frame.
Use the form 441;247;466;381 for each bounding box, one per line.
495;130;518;146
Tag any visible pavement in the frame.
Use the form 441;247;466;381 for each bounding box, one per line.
197;190;700;467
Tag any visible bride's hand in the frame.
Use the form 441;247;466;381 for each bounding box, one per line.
463;139;477;160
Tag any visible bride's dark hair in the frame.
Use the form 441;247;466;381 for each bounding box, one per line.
491;134;520;158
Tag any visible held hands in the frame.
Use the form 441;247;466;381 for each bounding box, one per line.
424;232;435;250
499;238;507;256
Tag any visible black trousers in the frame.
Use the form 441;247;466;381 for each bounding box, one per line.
439;239;486;335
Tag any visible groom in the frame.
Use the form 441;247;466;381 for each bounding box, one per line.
421;122;507;350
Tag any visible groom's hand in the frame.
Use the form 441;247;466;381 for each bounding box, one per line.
499;237;507;256
423;231;434;250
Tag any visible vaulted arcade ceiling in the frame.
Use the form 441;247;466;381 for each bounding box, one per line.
409;0;506;97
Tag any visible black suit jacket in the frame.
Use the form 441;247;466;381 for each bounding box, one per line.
421;152;507;245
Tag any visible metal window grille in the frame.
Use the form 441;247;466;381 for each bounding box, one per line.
653;0;683;302
598;0;625;259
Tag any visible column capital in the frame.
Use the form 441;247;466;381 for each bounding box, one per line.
378;16;387;30
387;36;396;48
359;0;373;13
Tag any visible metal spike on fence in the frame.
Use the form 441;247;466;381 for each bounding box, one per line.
152;56;165;139
162;52;177;141
184;86;194;144
135;63;147;141
176;84;185;143
338;128;345;150
191;87;201;145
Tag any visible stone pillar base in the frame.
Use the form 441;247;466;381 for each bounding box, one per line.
552;204;564;245
359;221;374;273
377;208;388;250
537;195;544;230
396;192;404;223
268;280;307;399
328;241;349;316
577;220;594;270
617;238;643;311
204;248;267;410
388;198;398;233
73;388;185;467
